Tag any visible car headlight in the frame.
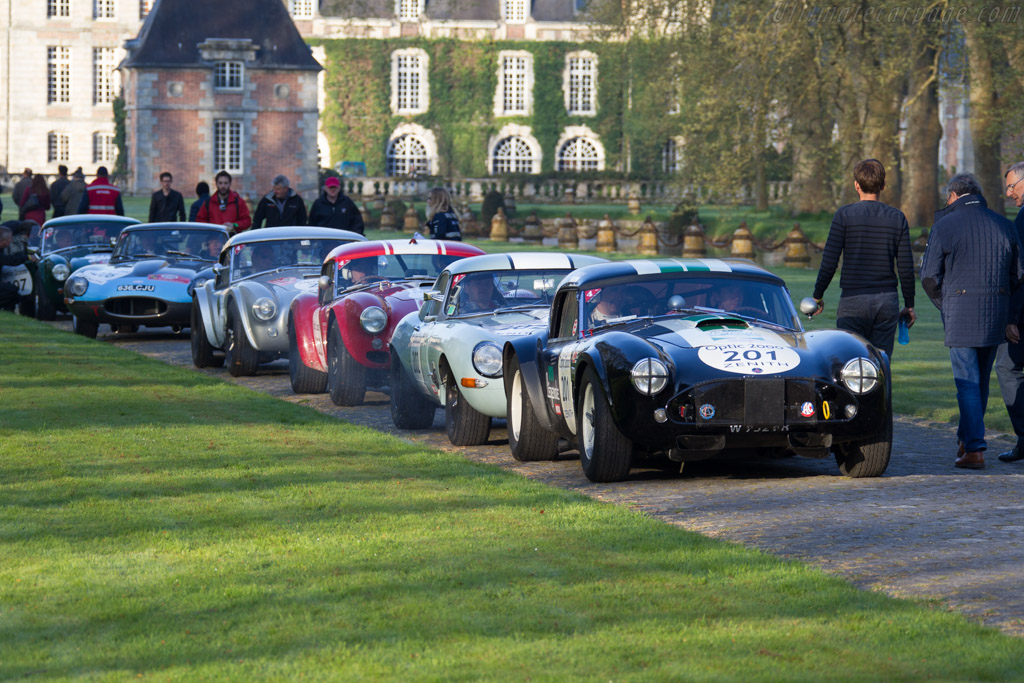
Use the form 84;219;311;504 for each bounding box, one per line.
631;358;669;395
472;342;503;378
66;276;88;296
252;297;277;321
359;306;388;334
51;263;71;282
841;357;879;394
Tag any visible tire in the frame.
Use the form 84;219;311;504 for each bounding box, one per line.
507;355;559;461
444;366;490;446
34;273;56;321
288;318;326;394
191;297;223;368
835;408;892;478
224;309;259;377
577;366;633;482
327;322;365;406
390;352;436;429
72;315;98;339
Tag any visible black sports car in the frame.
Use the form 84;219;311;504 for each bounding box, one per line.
502;258;892;482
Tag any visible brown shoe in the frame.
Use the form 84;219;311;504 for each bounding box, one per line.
955;451;985;469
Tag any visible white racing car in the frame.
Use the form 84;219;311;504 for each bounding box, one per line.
389;252;606;445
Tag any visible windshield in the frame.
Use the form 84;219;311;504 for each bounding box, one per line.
113;228;227;262
446;269;569;316
335;253;463;294
41;222;128;255
583;275;800;331
229;238;351;280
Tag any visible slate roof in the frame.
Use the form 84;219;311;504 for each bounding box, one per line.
123;0;321;70
319;0;586;22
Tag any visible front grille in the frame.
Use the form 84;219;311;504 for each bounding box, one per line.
106;297;167;317
672;377;843;426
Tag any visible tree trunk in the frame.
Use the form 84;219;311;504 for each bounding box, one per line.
964;18;1005;214
902;43;943;228
790;96;832;214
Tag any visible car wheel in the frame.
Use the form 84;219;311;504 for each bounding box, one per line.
34;273;56;321
191;297;223;368
390;351;436;429
577;366;632;482
327;322;365;406
18;294;35;318
507;355;559;461
444;366;490;446
72;315;98;339
225;310;259;377
835;408;892;478
288;318;326;394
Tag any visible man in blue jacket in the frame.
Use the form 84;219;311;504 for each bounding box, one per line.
920;173;1024;470
995;162;1024;462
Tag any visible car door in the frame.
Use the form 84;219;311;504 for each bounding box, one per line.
312;260;336;369
412;271;450;398
542;288;583;437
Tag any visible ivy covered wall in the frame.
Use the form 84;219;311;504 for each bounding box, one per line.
311;38;677;178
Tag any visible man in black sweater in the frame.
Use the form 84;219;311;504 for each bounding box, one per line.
811;158;916;358
252;175;307;229
308;176;364;234
148;172;186;222
996;161;1024;462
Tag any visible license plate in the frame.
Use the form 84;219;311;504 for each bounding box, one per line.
1;264;32;295
117;284;155;292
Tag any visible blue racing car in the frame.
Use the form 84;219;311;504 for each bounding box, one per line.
64;222;229;338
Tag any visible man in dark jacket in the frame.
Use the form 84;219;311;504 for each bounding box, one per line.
148;171;186;222
308;176;364;234
920;173;1024;470
811;159;916;358
11;168;32;209
252;175;307;229
995;161;1024;462
49;165;70;217
189;181;210;222
60;168;87;217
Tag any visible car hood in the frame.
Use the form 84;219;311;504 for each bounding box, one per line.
68;252;113;270
451;307;549;336
236;271;321;306
73;259;204;300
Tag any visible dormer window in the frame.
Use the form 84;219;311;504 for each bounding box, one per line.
502;0;527;22
289;0;314;18
214;61;243;90
396;0;423;21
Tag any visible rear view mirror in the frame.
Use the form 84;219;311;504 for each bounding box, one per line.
423;290;443;302
318;275;331;290
799;297;819;318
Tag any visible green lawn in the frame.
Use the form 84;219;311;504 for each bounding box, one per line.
2;314;1023;679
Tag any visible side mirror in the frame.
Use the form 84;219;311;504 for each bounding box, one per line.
110;236;117;247
798;297;819;318
318;275;331;290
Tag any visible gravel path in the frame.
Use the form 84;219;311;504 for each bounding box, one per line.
61;322;1024;636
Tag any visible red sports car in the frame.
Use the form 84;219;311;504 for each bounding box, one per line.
288;238;485;405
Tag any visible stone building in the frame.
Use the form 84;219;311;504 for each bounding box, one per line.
0;0;150;178
119;0;321;197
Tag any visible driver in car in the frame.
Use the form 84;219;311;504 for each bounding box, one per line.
200;235;225;261
132;231;164;256
346;257;379;286
709;284;744;312
587;286;632;327
53;229;75;249
250;244;275;273
457;275;505;314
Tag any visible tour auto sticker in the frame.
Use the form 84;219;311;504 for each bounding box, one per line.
558;343;582;435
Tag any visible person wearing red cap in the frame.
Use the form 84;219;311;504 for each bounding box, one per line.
308;175;364;234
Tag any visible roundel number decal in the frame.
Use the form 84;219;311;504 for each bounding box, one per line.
697;343;799;375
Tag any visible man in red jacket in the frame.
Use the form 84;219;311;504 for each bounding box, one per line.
195;170;252;234
77;166;124;215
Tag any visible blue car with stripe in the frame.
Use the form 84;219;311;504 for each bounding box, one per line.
502;258;892;482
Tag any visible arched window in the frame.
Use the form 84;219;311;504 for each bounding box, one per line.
387;135;429;176
662;139;680;174
492;137;534;174
557;137;600;171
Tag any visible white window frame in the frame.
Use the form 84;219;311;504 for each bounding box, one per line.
501;0;528;23
494;51;533;117
93;47;117;105
390;48;429;116
288;0;315;19
139;0;154;19
214;120;244;173
47;46;71;105
93;131;116;164
48;132;70;163
488;124;542;175
564;51;598;117
48;0;70;18
93;0;115;20
386;123;438;176
555;126;605;171
214;61;244;91
396;0;423;21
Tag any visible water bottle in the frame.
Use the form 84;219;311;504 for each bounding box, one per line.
898;317;910;345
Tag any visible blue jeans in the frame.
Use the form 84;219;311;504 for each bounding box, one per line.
950;346;999;452
836;292;900;359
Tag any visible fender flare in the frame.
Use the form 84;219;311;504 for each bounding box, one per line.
193;281;222;348
289;293;326;372
502;335;558;433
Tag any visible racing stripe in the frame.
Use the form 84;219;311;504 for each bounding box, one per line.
699;258;732;272
510;253;572;269
627;260;662;275
439;241;447;255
